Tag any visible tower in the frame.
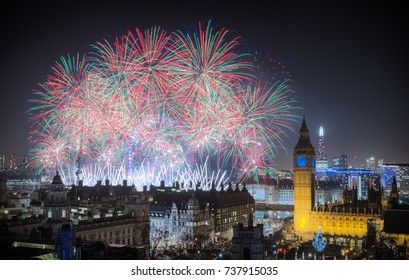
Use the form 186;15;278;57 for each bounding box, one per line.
9;153;17;170
54;224;80;260
293;116;316;235
44;171;70;221
316;126;328;169
389;176;399;208
0;154;5;170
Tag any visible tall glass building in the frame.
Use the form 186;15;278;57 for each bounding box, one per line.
316;126;328;169
381;163;409;190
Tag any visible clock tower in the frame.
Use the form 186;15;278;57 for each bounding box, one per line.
293;116;316;236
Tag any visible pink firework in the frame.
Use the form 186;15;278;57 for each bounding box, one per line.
28;20;300;184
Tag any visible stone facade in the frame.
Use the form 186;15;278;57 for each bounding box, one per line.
230;217;264;260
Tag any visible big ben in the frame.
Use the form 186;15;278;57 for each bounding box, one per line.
293;116;316;236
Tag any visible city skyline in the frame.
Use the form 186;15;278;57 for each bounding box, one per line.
1;1;408;171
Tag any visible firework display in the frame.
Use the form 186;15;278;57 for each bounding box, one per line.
28;21;299;189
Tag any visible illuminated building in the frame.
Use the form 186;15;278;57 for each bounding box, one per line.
19;155;28;171
366;157;376;171
66;180;150;251
146;182;255;242
0;154;5;170
54;224;80;260
315;168;380;200
43;171;70;222
332;157;340;170
247;176;343;207
316;181;342;205
376;159;384;174
334;169;379;200
293;116;316;234
67;179;137;210
381;163;409;191
75;196;150;252
293;117;382;247
9;153;17;170
316;126;328;169
3;173;150;259
275;181;294;205
274;169;293;180
246;176;293;205
149;192;213;249
7;192;30;208
332;153;348;170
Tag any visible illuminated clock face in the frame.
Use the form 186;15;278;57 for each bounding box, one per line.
312;157;315;167
297;156;307;167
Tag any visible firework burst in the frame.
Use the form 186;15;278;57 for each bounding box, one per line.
28;20;300;188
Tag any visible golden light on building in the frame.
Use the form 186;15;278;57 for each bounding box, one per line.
293;117;382;241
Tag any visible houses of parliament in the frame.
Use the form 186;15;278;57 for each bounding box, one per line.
293;117;386;245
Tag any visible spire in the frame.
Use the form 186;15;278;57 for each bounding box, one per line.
391;176;398;193
247;211;254;229
319;126;325;137
390;176;399;208
295;115;314;150
317;124;328;168
211;180;216;191
300;115;309;134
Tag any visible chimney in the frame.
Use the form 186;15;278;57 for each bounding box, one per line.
105;179;110;186
123;179;127;187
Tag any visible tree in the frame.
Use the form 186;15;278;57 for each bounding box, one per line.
312;227;326;253
150;225;170;259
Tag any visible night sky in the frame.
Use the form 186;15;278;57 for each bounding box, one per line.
1;0;408;170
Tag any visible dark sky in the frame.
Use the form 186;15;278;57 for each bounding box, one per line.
1;0;408;170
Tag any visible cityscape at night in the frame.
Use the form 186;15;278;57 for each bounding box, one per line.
1;0;408;264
